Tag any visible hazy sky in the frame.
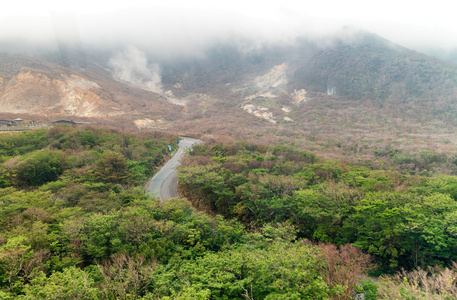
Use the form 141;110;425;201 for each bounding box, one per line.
1;0;456;56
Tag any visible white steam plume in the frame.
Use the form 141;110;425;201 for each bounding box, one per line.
108;46;162;93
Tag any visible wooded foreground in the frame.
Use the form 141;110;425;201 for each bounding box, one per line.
1;127;457;299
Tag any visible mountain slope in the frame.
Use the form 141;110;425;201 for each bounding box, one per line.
160;32;457;106
156;32;457;129
291;33;457;104
0;52;178;121
3;30;457;135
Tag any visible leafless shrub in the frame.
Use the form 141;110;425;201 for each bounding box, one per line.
97;253;156;300
248;159;262;169
61;219;84;254
47;125;72;138
319;243;374;300
22;207;51;222
319;181;365;207
224;160;247;173
22;249;51;282
2;156;19;169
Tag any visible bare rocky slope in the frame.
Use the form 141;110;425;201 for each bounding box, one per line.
0;52;179;125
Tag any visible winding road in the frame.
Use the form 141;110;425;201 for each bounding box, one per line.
146;137;201;201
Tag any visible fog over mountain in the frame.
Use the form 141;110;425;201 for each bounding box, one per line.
1;0;457;62
2;0;457;133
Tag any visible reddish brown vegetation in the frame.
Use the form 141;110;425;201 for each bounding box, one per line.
318;243;373;300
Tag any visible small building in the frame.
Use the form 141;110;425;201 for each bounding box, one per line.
0;120;15;127
14;118;23;123
52;120;76;126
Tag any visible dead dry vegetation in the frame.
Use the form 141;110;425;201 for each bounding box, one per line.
377;264;457;299
169;90;457;177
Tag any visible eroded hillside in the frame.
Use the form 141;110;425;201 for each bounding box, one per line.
0;53;180;123
0;71;121;117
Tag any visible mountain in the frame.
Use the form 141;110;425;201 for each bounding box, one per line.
162;32;457;106
291;33;457;108
2;30;457;156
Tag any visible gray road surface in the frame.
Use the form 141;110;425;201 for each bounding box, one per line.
146;137;201;201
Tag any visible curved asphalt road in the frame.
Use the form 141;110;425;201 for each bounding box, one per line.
146;137;201;201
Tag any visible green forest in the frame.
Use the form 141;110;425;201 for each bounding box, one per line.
1;127;457;299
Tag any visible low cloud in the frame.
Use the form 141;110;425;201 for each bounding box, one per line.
108;46;162;93
1;1;457;61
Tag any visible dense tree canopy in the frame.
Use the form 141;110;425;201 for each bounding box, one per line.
2;127;457;298
179;140;457;272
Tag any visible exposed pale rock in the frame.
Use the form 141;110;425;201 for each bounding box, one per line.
327;86;336;96
0;71;121;117
290;89;307;103
243;63;288;100
134;118;164;129
253;63;288;89
162;90;188;106
242;104;277;124
134;118;155;128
